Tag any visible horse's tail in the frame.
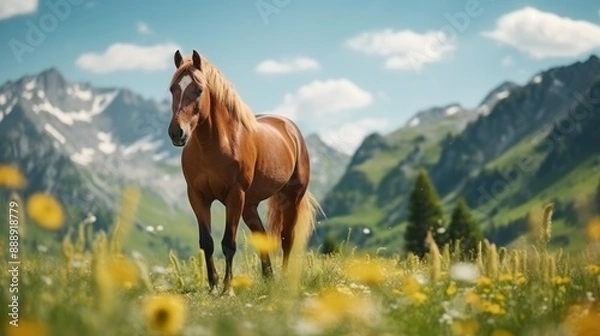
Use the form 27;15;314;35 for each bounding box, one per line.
267;190;321;252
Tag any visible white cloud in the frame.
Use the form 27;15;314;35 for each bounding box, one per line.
320;118;389;154
265;79;373;121
255;57;320;74
482;7;600;59
137;21;151;34
501;55;513;67
0;0;37;20
76;42;180;73
345;28;456;71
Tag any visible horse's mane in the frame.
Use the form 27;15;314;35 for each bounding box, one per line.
170;56;257;132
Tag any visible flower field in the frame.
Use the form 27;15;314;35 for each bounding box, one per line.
1;167;600;336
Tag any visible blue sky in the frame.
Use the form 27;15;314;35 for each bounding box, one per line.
1;0;600;153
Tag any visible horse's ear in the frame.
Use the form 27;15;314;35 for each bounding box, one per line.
192;49;202;71
174;50;183;68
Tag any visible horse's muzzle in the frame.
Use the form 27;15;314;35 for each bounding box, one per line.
169;128;187;147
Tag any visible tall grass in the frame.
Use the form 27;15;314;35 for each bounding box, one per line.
1;222;600;335
1;183;600;336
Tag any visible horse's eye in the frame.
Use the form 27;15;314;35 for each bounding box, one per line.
195;87;203;96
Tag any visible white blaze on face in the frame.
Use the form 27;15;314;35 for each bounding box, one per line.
181;121;193;139
177;75;193;111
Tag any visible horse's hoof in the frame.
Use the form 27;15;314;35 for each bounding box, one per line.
221;287;235;297
209;287;219;296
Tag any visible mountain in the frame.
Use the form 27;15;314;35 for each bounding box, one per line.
306;134;350;200
317;55;600;254
0;69;346;260
404;103;465;128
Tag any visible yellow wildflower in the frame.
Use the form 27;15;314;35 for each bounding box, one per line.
248;232;279;254
27;193;65;230
499;273;513;282
409;291;428;304
553;276;571;286
451;319;479;336
585;264;600;275
0;164;26;189
143;293;187;336
587;217;600;241
446;282;457;297
107;254;139;290
476;276;492;287
465;290;483;310
6;320;49;336
231;274;253;289
494;293;506;302
347;260;385;285
482;301;507;315
515;273;527;286
401;275;421;295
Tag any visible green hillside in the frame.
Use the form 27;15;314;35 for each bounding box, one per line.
316;55;600;255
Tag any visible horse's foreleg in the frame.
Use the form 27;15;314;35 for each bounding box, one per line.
222;189;245;295
242;205;273;278
188;188;218;293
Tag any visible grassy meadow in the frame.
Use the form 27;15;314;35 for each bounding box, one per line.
2;171;600;336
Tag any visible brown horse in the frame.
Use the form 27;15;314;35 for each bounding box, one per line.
167;49;320;294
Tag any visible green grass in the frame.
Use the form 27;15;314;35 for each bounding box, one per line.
2;222;599;336
488;158;600;226
484;131;546;170
357;150;408;185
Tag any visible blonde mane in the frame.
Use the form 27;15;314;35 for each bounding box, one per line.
170;56;257;132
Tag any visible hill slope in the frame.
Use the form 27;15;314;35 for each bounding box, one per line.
317;55;600;254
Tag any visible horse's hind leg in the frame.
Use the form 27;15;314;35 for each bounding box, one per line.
281;201;300;268
242;204;273;278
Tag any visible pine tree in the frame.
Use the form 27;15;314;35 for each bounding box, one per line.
404;170;446;258
447;198;483;259
321;234;339;255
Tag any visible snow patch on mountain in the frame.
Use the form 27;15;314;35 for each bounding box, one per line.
67;85;93;101
71;148;95;166
122;135;163;156
496;90;510;100
445;105;461;116
31;91;118;125
97;132;116;154
24;79;36;91
2;98;17;116
44;123;66;144
22;91;33;100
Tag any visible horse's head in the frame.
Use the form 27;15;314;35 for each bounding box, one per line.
167;49;210;147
